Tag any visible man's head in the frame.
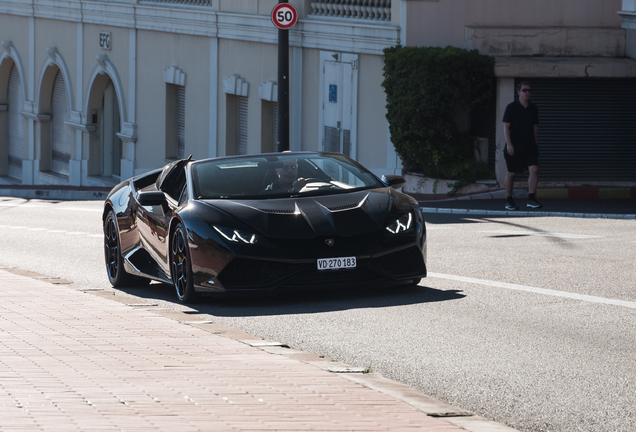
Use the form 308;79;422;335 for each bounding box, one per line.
517;82;532;102
277;159;299;186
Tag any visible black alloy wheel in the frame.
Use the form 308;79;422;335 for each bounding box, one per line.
171;223;199;303
104;210;131;287
104;210;150;287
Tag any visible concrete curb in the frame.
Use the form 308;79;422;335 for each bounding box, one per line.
416;187;636;202
537;187;636;199
419;207;636;220
0;186;110;201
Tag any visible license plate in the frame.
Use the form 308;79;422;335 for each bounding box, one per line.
317;257;357;271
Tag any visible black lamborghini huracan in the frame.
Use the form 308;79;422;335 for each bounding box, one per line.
103;152;427;303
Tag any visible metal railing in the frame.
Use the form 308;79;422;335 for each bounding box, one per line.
141;0;212;6
310;0;391;22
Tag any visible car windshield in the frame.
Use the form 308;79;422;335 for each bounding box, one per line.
191;153;385;199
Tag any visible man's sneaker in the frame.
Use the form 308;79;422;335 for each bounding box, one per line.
527;198;542;209
505;199;518;211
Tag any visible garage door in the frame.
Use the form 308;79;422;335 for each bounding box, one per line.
7;64;24;180
515;78;636;181
50;71;71;176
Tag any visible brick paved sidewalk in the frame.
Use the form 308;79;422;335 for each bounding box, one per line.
0;270;465;432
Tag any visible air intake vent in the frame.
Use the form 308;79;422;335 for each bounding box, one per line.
327;203;359;212
258;208;296;214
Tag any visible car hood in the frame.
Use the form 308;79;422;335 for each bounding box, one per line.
200;189;405;239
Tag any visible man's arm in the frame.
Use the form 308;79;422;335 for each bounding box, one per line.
504;122;514;156
534;125;538;145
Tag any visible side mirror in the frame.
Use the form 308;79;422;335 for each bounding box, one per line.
137;190;166;206
381;175;406;190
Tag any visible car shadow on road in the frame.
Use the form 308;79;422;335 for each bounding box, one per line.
116;282;466;317
425;213;577;248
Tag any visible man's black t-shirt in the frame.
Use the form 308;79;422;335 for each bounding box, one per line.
502;100;539;151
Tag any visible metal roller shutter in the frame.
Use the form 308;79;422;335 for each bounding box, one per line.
515;78;636;181
324;126;339;153
323;126;351;157
7;64;24;180
343;129;351;157
50;71;70;176
177;86;185;159
237;96;248;155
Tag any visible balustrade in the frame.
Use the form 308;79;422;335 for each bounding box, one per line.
310;0;391;22
134;0;392;21
141;0;212;6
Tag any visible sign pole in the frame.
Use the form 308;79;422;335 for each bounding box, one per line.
276;18;289;152
277;10;289;153
271;2;298;152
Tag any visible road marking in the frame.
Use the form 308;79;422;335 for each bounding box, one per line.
0;225;101;238
428;272;636;310
480;230;602;239
55;207;102;213
0;202;101;212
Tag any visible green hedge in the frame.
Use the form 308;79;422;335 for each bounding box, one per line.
382;45;495;194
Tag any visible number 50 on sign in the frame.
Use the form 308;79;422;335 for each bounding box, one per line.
271;3;298;30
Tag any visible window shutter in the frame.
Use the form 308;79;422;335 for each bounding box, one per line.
177;86;186;159
238;96;248;155
514;78;636;181
50;71;71;176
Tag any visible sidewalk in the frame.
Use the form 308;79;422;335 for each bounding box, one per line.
0;268;517;432
411;190;636;220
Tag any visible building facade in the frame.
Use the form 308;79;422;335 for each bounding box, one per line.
0;0;634;189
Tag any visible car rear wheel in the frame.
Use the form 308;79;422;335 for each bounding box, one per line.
104;210;149;287
171;223;199;303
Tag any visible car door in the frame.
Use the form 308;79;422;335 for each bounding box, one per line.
136;158;189;279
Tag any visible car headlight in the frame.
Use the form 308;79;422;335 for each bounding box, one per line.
386;212;413;234
213;226;258;244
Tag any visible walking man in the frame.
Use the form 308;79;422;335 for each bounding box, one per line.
502;82;542;210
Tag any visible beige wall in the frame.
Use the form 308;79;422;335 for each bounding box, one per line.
35;18;77;102
404;0;623;48
0;15;29;104
356;53;388;170
135;31;166;170
300;48;320;152
84;23;129;102
0;15;29;71
135;31;211;170
217;38;278;157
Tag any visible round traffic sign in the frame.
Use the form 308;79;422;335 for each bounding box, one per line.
271;3;298;30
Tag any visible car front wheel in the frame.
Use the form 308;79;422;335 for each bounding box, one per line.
104;210;134;287
171;223;199;303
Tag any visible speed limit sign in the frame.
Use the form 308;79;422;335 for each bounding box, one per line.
271;3;298;30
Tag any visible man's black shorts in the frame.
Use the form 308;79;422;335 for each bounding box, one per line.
503;144;539;174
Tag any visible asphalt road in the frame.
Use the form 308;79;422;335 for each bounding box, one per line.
1;196;635;432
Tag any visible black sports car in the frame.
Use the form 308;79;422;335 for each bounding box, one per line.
103;152;427;303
